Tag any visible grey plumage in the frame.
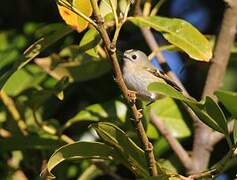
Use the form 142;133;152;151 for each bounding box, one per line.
122;49;181;101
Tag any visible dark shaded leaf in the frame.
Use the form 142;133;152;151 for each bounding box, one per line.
46;141;119;179
92;122;151;177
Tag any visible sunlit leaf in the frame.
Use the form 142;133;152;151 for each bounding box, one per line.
57;0;92;32
3;65;46;96
79;28;100;57
100;0;117;17
119;0;128;14
150;97;191;138
128;16;212;61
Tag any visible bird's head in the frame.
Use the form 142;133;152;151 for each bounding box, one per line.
123;49;148;65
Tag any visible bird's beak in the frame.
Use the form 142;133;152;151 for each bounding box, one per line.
122;53;134;62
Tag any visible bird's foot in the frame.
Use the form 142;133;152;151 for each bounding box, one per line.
127;90;137;104
137;109;143;119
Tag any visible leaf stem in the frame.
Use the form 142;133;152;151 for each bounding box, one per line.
150;0;167;16
108;0;119;26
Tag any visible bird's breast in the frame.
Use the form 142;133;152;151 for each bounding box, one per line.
122;63;161;101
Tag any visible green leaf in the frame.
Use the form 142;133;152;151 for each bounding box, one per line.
187;103;223;133
79;28;100;57
148;82;228;134
2;65;46;96
146;123;159;139
128;16;212;61
100;0;117;17
148;82;198;104
35;55;111;82
0;23;72;89
46;141;118;179
63;100;127;130
119;0;128;14
215;90;237;118
150;97;191;138
234;120;237;144
92;122;150;177
205;97;228;135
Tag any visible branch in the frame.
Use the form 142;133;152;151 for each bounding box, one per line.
150;111;193;170
90;0;158;176
191;3;237;173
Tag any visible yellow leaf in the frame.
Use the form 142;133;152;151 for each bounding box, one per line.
57;0;92;32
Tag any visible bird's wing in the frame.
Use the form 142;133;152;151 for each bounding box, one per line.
144;67;182;92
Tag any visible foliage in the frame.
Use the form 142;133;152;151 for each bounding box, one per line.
0;0;237;179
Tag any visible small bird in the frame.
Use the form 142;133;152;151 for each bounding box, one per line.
122;49;181;102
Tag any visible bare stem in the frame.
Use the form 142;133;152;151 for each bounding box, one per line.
90;0;158;176
191;2;237;173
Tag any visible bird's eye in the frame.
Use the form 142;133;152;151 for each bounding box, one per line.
132;55;137;59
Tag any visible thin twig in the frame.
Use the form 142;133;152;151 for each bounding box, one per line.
108;0;118;26
143;0;152;16
90;0;158;176
191;2;237;173
148;45;176;60
150;111;192;170
150;0;167;16
32;110;74;144
123;1;131;22
0;91;28;135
